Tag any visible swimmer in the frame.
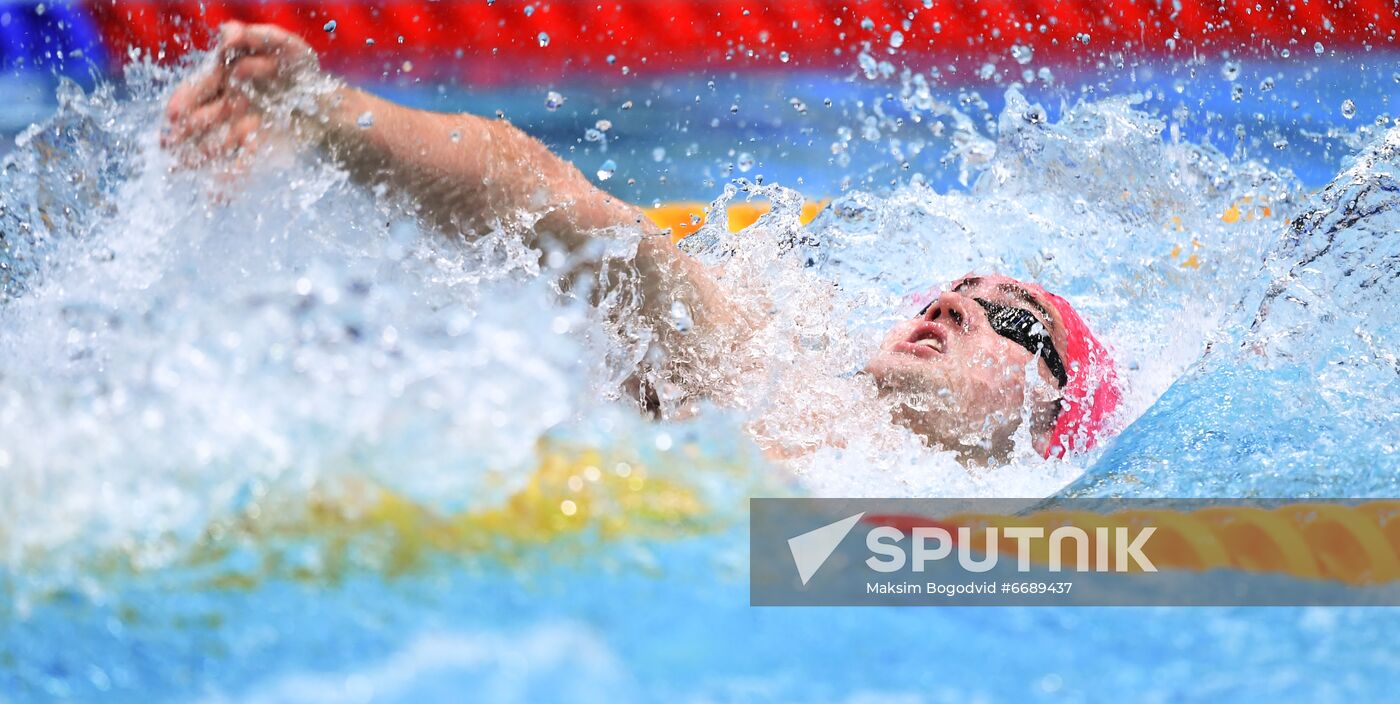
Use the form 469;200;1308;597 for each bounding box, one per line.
163;22;1119;464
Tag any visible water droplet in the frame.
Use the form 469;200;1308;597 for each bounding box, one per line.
538;32;550;48
450;130;461;143
1231;85;1244;102
1011;44;1033;65
779;51;790;63
1314;41;1324;55
1341;99;1357;120
620;100;633;110
545;90;565;111
652;147;666;162
595;119;612;132
737;152;755;172
323;19;337;33
1220;60;1240;81
596;159;616;181
524;4;535;16
858;52;879;79
365;38;375;46
669;301;692;332
1259;76;1275;92
730;104;739;114
356;111;374;129
584;128;604;142
789;97;808;114
889;31;904;49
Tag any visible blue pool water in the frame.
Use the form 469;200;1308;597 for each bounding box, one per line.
2;44;1400;702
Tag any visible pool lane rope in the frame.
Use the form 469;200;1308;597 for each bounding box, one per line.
67;1;1400;77
195;441;1398;589
646;196;1273;276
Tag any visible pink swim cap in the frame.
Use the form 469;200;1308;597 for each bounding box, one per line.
1019;282;1121;458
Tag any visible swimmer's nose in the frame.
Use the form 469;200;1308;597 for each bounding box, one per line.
923;292;971;331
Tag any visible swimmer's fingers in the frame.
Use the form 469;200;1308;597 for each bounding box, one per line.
218;112;264;158
164;95;233;150
196;98;256;159
165;22;312;137
229;55;282;87
218;22;317;76
165;57;228;129
231;118;264;170
164;27;246;142
169;56;278;147
172;99;243;165
181;113;261;177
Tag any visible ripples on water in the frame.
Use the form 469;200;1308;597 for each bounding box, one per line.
0;55;1397;701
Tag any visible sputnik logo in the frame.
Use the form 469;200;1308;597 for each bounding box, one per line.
787;512;865;585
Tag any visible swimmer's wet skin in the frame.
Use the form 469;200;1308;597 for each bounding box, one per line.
867;275;1118;462
164;21;1119;464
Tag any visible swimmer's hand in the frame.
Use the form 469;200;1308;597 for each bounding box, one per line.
161;21;752;405
163;21;322;160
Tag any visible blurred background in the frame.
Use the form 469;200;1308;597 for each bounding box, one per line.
4;0;1397;197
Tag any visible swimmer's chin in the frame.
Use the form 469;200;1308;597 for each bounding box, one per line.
863;349;939;393
862;355;995;461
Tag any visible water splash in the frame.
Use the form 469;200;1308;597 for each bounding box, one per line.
0;50;1397;704
676;86;1299;496
0;61;763;597
1068;126;1400;497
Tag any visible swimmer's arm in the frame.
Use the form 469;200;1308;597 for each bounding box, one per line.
164;21;753;392
312;87;752;360
312;86;649;247
164;22;645;253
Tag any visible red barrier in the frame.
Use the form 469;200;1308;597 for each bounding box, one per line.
85;0;1400;80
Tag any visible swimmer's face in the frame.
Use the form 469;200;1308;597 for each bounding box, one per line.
864;274;1066;462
